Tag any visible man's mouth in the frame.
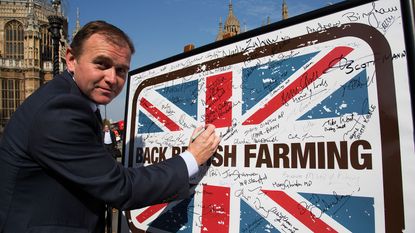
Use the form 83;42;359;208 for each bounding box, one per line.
98;87;113;95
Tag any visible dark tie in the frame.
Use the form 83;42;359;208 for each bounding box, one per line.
95;109;103;125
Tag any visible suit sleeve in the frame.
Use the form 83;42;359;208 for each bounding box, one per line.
27;94;190;210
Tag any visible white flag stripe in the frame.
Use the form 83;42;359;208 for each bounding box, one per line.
142;88;199;130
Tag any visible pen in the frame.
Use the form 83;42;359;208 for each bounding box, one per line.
191;128;205;142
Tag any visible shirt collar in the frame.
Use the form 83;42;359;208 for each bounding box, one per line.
90;103;99;112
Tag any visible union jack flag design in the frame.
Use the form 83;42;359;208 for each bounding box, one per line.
130;44;377;232
137;46;371;134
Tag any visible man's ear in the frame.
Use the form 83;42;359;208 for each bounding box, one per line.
66;48;76;73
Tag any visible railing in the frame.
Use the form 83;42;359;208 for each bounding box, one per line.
0;58;24;69
0;58;62;72
43;61;53;72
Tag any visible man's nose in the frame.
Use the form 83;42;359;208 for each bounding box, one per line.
105;67;117;84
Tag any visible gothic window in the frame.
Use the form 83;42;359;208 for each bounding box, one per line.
4;20;24;60
40;25;52;61
0;78;24;130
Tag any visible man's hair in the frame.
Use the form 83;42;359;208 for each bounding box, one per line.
70;20;135;58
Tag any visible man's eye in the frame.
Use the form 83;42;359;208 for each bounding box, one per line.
116;68;127;78
96;62;109;69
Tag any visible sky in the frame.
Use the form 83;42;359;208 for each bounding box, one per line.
62;0;344;122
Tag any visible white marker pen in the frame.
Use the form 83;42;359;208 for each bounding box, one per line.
191;128;206;142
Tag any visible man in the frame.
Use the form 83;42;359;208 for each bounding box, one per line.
0;21;220;233
103;124;118;159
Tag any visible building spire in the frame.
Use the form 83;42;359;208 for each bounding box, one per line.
219;17;223;31
282;0;289;20
75;8;81;31
223;0;240;38
26;0;39;31
215;17;224;41
72;8;81;40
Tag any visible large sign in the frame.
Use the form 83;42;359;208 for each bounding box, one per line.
123;0;415;232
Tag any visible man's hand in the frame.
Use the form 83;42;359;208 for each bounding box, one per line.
187;124;221;166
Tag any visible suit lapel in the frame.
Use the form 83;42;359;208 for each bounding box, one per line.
62;70;103;129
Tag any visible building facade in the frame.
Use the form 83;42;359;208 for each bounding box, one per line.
216;0;241;41
216;0;289;41
0;0;68;135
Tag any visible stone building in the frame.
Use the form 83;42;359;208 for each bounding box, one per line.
216;0;289;41
0;0;68;135
216;0;241;41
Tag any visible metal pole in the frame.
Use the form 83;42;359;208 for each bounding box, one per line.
47;0;63;77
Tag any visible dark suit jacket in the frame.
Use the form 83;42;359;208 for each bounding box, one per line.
0;71;190;233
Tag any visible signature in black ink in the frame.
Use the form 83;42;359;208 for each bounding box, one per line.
342;2;398;29
272;179;313;190
343;99;376;140
254;197;299;233
297;188;360;220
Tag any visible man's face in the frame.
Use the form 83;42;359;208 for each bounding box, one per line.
66;33;131;105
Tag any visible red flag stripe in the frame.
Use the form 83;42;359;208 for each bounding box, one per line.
205;72;233;128
243;46;354;125
136;203;168;223
201;185;231;232
263;190;337;233
140;97;181;131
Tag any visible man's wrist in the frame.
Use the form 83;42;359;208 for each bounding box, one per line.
179;150;199;177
